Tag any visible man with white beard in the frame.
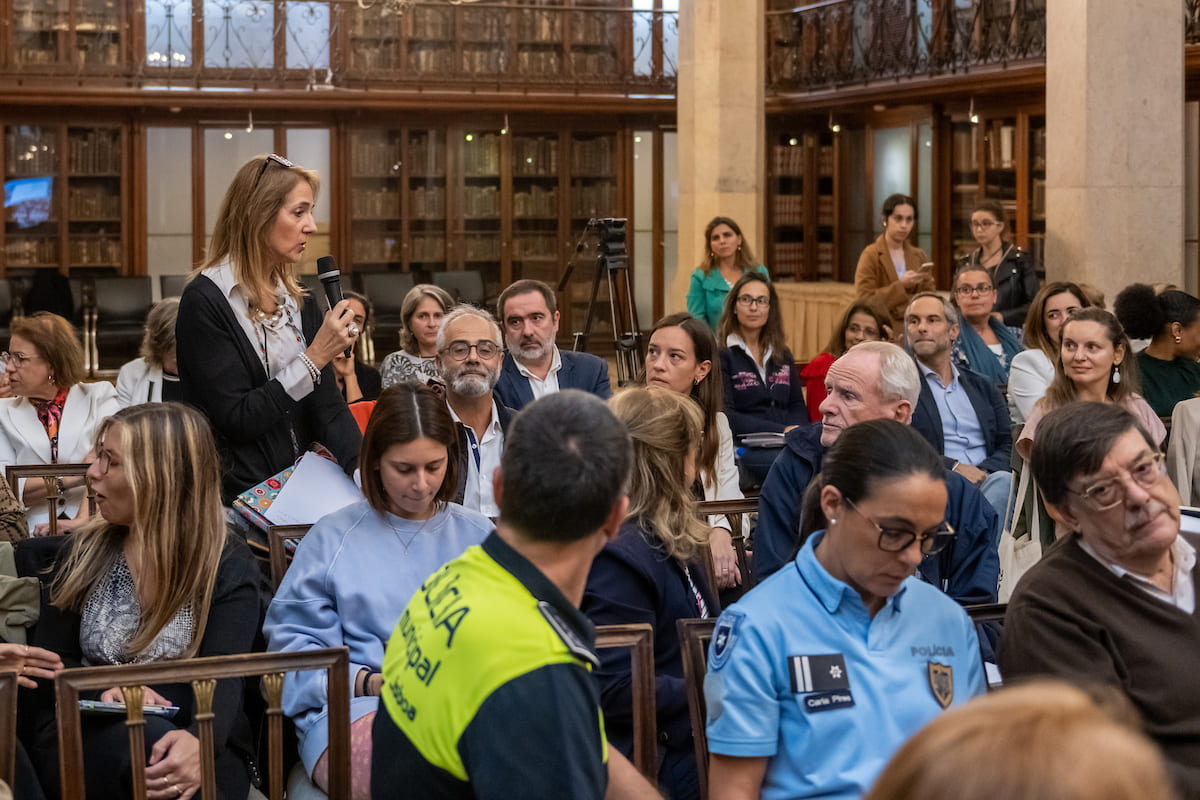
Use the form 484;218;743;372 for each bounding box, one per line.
437;305;515;517
493;279;612;410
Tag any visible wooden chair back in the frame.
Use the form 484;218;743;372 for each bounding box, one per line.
965;602;1007;692
677;617;716;800
695;498;758;599
0;670;17;790
594;623;657;782
55;648;350;800
5;463;95;537
267;524;312;590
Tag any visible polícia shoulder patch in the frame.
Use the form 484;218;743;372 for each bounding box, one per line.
709;608;745;670
539;600;600;668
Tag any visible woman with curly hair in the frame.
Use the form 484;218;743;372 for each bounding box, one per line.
582;386;717;800
1114;283;1200;417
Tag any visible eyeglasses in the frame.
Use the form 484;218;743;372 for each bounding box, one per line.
954;283;995;297
736;295;770;309
845;323;879;339
1067;452;1166;511
93;447;113;475
255;153;294;185
970;219;1001;230
843;496;956;555
0;351;38;369
442;340;501;361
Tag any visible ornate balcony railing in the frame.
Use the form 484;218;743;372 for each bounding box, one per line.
5;0;678;94
767;0;1046;94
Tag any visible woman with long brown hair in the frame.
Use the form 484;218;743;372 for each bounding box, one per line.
643;312;745;588
583;386;717;800
686;216;769;331
800;299;890;421
265;383;490;799
21;403;260;800
1008;281;1090;424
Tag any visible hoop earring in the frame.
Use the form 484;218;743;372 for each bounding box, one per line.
1112;366;1121;385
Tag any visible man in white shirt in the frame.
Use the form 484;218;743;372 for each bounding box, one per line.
438;305;514;518
492;279;611;410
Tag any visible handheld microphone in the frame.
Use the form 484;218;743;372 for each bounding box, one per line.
316;256;353;358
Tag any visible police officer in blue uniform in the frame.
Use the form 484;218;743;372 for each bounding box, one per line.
706;420;986;800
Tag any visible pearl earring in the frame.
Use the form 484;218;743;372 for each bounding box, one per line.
828;518;837;525
1176;336;1183;344
1112;366;1121;385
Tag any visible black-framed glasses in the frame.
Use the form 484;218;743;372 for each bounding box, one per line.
256;153;294;185
736;294;770;309
843;496;956;555
970;219;1000;230
954;283;995;297
442;340;501;361
1067;451;1166;511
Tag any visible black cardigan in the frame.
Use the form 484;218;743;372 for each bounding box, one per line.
177;274;362;504
14;534;262;795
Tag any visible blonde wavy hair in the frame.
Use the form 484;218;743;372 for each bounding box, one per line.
51;403;227;659
608;387;709;562
199;154;319;309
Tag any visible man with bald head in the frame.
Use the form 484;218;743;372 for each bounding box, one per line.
754;341;1000;606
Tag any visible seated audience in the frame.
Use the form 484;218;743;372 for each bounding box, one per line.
907;293;1013;519
1008;281;1090;424
716;272;806;486
371;391;659;800
493;279;611;409
864;680;1174;800
955;199;1040;327
800;300;890;422
332;290;382;404
0;312;118;534
1001;402;1200;796
1114;283;1200;418
116;296;181;406
0;477;26;543
1168;395;1200;504
707;419;984;800
854;193;934;335
754;342;998;604
379;283;454;388
1017;308;1165;462
949;264;1023;389
583;387;716;800
686;216;769;331
437;305;514;517
18;403;260;800
265;383;490;799
177;154;360;505
644;313;745;590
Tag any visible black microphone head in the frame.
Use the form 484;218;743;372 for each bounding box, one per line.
317;256;339;281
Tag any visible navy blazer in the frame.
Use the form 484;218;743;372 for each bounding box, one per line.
912;361;1012;474
492;349;612;410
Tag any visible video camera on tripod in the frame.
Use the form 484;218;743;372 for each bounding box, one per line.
557;218;644;387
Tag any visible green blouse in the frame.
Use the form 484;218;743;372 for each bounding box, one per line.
686;264;770;331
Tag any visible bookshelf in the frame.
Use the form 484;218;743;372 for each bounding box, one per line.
767;127;840;281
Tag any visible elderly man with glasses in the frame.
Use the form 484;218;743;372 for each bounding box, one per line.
436;305;516;518
1001;401;1200;798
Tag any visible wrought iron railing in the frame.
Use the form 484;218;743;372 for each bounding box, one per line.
767;0;1046;93
6;1;678;93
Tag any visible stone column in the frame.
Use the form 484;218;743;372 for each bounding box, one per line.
671;0;766;313
1044;0;1184;297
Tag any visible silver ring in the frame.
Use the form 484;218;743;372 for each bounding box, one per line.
173;784;181;796
347;323;360;337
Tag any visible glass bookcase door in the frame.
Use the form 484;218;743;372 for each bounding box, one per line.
512;132;560;285
770;133;804;278
5;124;60;270
407;128;447;272
567;132;617;342
67;125;122;269
516;0;563;78
74;0;122;68
349;129;403;270
982;114;1018;244
950;118;980;260
12;0;67;67
406;5;453;75
1027;113;1046;275
455;131;502;298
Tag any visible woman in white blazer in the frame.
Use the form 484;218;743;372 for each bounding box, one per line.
116;296;180;407
0;313;118;533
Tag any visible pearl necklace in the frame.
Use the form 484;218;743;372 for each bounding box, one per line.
250;305;285;328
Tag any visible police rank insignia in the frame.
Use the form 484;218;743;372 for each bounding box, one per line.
789;654;854;713
927;661;953;709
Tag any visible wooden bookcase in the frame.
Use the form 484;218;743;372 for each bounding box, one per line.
767;126;840;281
3;121;126;275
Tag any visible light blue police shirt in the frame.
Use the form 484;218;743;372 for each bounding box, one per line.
704;531;986;800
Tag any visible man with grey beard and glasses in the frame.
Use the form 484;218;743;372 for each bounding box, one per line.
437;305;516;518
